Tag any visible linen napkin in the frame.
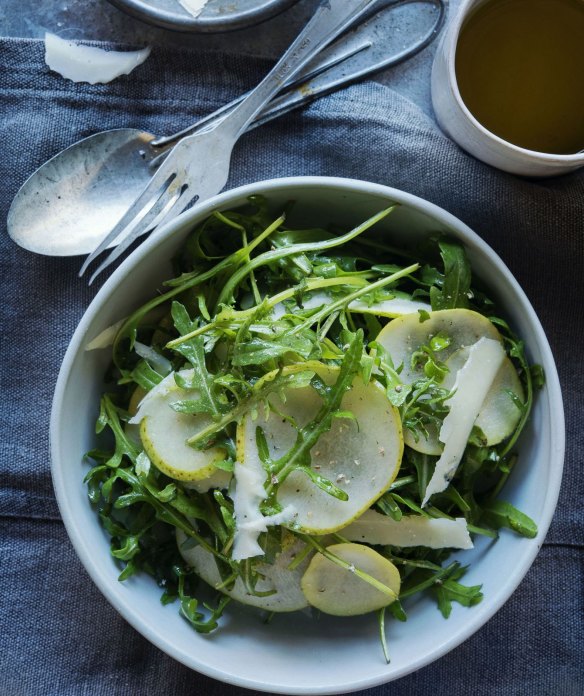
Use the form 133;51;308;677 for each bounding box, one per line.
1;37;582;696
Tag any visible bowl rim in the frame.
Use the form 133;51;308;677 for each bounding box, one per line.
50;175;565;693
106;0;300;33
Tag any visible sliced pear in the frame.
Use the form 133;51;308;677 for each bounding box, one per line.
128;385;148;415
238;365;403;534
348;296;431;317
183;468;232;493
273;290;429;320
376;308;502;384
443;347;524;446
403;422;442;455
301;542;400;616
403;346;524;454
176;528;312;612
342;509;473;549
131;370;226;482
421;337;506;506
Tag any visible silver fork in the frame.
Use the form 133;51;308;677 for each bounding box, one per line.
80;0;378;284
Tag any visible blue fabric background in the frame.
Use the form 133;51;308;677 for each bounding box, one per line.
0;37;582;695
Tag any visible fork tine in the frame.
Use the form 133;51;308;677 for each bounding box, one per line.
137;182;197;235
78;165;177;278
87;177;189;285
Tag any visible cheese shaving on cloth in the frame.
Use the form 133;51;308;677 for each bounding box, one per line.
232;461;297;561
342;510;473;549
179;0;210;18
422;337;506;507
44;33;151;84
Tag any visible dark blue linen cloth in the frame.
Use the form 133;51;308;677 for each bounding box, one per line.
0;37;582;695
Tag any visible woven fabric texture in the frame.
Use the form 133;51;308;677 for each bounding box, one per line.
0;37;582;696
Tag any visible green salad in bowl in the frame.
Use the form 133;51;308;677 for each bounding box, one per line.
52;178;563;692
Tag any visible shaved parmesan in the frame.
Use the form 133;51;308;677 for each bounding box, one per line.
342;509;473;549
134;341;172;376
422;337;506;506
45;33;151;85
84;318;125;350
231;460;297;561
179;0;210;17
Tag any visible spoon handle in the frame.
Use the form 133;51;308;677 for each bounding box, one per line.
150;0;446;162
205;0;378;141
151;37;370;150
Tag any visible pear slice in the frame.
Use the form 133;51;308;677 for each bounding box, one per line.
443;347;524;446
273;290;429;320
238;365;403;535
403;421;443;455
403;347;524;455
301;542;400;616
131;370;226;482
421;337;506;506
376;308;521;454
183;468;232;493
348;296;431;317
176;528;313;612
376;308;503;384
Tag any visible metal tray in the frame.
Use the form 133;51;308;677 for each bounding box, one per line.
107;0;299;33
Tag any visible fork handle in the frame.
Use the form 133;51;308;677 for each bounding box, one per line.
216;0;377;140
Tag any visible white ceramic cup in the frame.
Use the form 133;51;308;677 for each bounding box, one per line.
431;0;584;177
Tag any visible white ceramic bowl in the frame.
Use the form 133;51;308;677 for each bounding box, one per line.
51;177;564;694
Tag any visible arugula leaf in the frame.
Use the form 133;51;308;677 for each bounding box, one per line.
430;239;472;310
481;500;538;538
434;574;483;618
170;319;225;420
96;395;140;468
232;333;317;366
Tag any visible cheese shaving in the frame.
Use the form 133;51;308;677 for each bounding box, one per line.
422;337;506;506
179;0;210;18
84;318;126;351
342;509;473;549
134;341;173;376
231;461;296;561
45;33;151;85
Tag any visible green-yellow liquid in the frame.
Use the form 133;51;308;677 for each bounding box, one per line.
455;0;584;154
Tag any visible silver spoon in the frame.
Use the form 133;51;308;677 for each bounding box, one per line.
7;0;445;257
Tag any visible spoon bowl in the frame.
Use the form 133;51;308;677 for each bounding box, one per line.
8;129;157;256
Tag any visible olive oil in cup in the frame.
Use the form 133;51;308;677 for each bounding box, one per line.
456;0;584;155
431;0;584;176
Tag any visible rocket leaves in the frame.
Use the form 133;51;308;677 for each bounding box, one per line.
85;196;539;649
